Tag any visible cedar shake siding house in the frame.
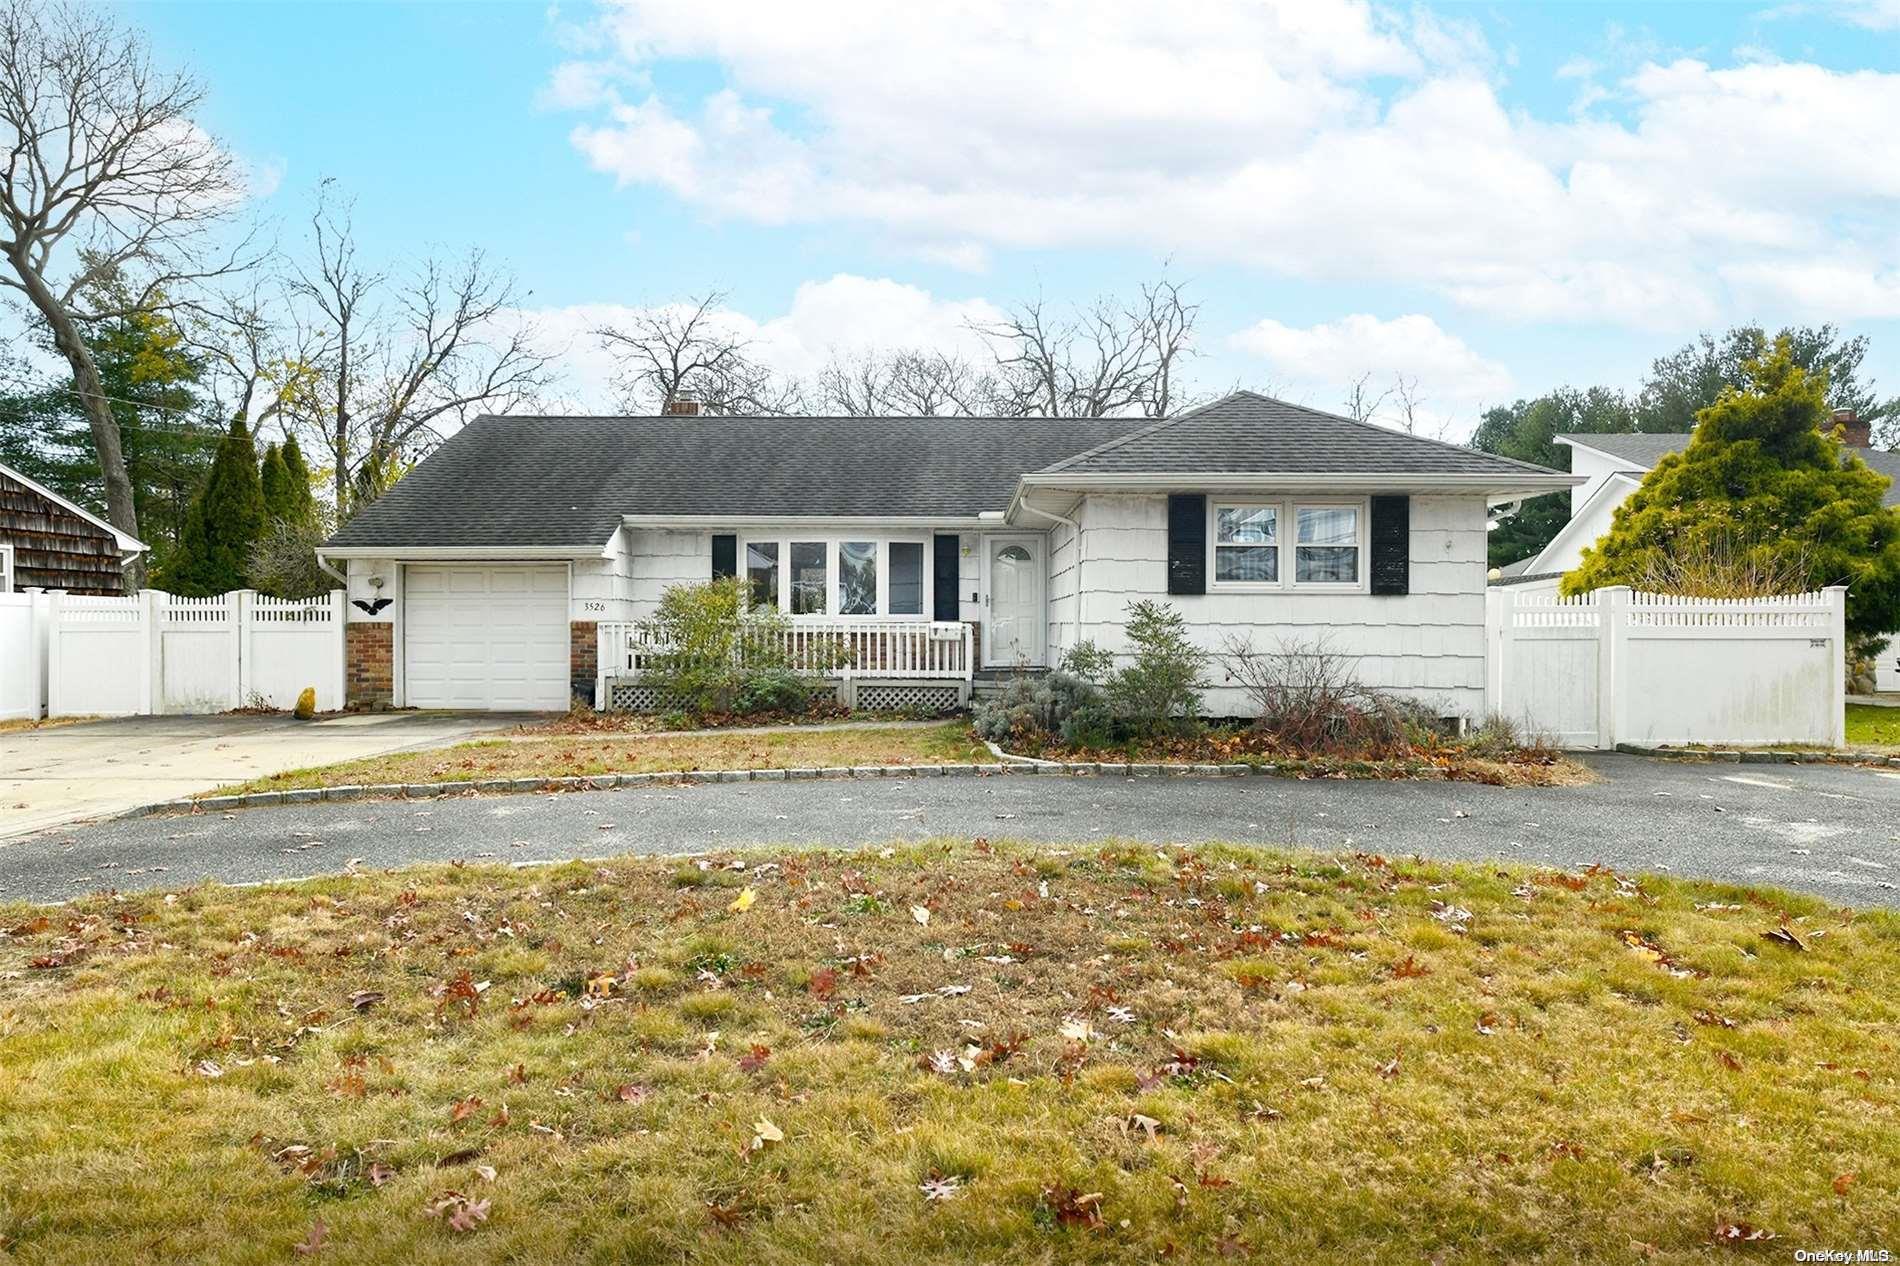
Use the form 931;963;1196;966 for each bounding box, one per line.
317;391;1577;717
0;460;146;595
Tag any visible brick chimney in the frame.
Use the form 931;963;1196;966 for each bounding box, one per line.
1830;408;1871;448
662;395;700;417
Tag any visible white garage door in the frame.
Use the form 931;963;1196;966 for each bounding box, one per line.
404;565;570;710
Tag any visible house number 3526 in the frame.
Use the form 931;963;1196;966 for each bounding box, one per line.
582;601;606;612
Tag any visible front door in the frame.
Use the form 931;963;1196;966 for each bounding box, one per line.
984;536;1045;667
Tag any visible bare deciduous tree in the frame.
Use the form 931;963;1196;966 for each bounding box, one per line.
0;0;248;558
968;271;1200;418
285;186;552;515
810;346;1006;416
594;290;800;415
1343;372;1395;425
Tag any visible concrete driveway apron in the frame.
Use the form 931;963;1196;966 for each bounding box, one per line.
0;712;536;839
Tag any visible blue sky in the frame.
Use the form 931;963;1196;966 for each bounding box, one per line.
122;0;1900;432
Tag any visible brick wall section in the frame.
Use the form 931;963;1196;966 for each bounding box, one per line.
570;620;598;706
345;623;393;710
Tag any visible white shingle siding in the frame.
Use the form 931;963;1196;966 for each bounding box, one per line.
1050;493;1489;719
622;528;711;619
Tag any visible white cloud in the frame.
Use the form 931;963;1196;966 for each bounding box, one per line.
1229;312;1513;436
516;273;1006;410
546;0;1900;328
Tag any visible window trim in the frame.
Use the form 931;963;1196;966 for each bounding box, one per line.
736;532;935;619
1206;497;1370;594
0;543;12;594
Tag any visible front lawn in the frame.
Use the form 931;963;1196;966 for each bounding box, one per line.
2;843;1894;1262
1845;702;1900;749
198;722;996;797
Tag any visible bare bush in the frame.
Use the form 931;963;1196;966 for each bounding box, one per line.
1220;633;1416;757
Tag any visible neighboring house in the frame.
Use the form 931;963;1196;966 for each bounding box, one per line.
1501;411;1900;690
317;391;1576;717
0;460;146;595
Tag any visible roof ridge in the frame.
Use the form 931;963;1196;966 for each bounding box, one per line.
1039;389;1562;477
1031;391;1251;475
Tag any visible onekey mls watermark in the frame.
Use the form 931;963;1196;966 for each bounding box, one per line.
1793;1251;1893;1263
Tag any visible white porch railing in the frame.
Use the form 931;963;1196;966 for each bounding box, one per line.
596;618;973;697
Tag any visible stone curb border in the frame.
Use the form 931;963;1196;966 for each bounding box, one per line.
125;757;1282;821
1613;742;1900;767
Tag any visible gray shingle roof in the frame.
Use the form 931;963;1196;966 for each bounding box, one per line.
1036;391;1563;479
326;414;1142;549
1560;431;1900;507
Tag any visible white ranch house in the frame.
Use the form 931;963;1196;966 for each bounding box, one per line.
316;392;1578;720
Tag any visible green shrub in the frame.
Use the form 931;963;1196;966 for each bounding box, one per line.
735;665;821;715
1104;600;1207;738
638;579;830;719
972;669;1111;747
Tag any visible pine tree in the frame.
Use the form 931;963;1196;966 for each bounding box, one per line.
259;442;295;523
1565;339;1900;640
164;417;268;596
280;434;318;525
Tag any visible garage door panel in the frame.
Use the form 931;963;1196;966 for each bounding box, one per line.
404;565;569;711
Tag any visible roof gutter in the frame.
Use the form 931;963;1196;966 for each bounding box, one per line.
621;513;990;529
316;544;611;561
1017;471;1582;504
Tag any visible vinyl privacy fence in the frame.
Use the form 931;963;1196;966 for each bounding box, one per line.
1484;585;1846;750
0;589;345;720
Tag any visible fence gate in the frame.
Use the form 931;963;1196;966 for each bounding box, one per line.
1485;590;1606;749
1487;585;1846;750
41;589;345;718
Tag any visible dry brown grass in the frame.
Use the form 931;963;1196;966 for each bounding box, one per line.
2;842;1895;1262
199;723;997;796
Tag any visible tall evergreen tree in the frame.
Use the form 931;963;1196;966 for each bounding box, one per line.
1472;386;1633;567
164;417;268;596
280;434;319;525
1566;340;1900;640
0;282;216;572
259;442;295;522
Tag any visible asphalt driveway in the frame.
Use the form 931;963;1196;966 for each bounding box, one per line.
3;754;1897;908
0;712;539;841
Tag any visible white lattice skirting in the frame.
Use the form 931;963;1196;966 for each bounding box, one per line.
603;675;966;715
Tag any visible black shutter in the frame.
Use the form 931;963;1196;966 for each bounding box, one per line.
1167;493;1206;595
711;533;738;580
932;534;960;621
1369;496;1410;596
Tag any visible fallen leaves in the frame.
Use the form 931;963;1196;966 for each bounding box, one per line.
919;1174;962;1202
1040;1185;1105;1231
1710;1220;1774;1244
1760;926;1806;952
427;1192;490;1233
910;905;931;926
292;1218;327;1255
449;1095;483;1124
750;1117;784;1150
728;887;756;914
738;1044;772;1075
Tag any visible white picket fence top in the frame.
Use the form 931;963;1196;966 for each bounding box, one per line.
597;617;975;688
